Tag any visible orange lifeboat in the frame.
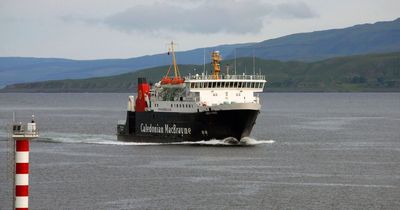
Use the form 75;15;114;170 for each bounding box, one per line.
171;77;185;84
161;76;172;85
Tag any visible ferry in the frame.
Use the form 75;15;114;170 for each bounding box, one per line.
117;42;266;143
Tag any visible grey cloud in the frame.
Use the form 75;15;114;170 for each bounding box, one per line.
60;15;99;25
101;0;317;34
275;2;318;19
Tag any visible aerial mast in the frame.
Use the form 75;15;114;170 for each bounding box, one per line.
234;49;237;75
203;48;206;75
253;49;255;75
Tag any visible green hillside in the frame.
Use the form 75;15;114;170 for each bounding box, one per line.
2;52;400;92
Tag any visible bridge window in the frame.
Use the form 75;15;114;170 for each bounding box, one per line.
229;82;233;88
234;82;238;88
251;82;255;88
238;82;242;88
208;82;212;88
216;82;221;88
191;83;195;88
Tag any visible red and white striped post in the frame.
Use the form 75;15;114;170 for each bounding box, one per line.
15;139;30;210
12;116;38;210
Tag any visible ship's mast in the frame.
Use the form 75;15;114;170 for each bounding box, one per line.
203;48;206;75
161;41;184;85
234;49;237;75
171;41;180;78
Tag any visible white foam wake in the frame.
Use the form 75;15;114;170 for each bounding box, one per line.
240;137;275;145
174;137;274;146
37;132;274;146
39;132;116;144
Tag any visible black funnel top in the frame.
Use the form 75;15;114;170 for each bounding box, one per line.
138;78;147;84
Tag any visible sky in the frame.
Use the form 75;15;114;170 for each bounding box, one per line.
1;0;399;60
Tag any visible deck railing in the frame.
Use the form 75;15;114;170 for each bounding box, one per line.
185;74;265;81
12;124;39;137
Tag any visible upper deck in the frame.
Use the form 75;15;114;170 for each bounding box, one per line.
183;74;266;91
185;74;266;81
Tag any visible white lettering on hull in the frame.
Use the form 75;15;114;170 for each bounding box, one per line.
140;123;191;135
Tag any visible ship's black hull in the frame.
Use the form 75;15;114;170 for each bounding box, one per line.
117;109;259;143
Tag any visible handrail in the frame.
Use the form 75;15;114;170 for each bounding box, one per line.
12;131;39;136
185;74;266;81
12;124;39;136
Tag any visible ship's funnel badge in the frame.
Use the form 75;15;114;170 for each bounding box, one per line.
135;78;150;112
138;90;142;100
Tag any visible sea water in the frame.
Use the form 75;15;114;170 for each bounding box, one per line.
0;93;399;209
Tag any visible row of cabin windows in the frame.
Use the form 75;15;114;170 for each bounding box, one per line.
190;81;264;89
170;104;194;108
154;104;192;108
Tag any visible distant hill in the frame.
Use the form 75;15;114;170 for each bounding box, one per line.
232;18;400;61
0;43;251;87
1;18;399;87
3;52;399;92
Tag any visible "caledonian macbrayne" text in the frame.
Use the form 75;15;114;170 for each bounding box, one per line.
140;123;192;135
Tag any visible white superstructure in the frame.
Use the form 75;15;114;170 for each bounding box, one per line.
144;73;266;113
128;42;267;113
186;74;265;105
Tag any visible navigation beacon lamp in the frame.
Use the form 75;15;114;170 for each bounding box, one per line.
11;115;39;210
